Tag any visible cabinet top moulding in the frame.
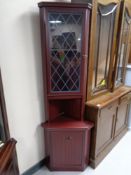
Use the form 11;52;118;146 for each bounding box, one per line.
38;2;90;8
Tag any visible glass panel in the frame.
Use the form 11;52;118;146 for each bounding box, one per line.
48;12;83;92
115;11;131;86
0;106;6;144
92;4;117;93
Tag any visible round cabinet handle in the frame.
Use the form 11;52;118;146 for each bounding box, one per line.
65;136;72;141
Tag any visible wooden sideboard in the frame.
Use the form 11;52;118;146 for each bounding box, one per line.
85;86;131;168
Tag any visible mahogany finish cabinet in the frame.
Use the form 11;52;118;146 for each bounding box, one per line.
0;71;19;175
38;0;131;171
38;2;94;171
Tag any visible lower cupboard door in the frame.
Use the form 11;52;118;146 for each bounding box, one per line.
50;130;85;168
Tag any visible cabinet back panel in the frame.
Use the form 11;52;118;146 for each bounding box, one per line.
49;99;82;121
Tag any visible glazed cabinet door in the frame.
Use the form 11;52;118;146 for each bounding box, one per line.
87;0;120;100
42;7;90;96
95;101;118;155
49;130;85;170
114;94;129;136
114;0;131;89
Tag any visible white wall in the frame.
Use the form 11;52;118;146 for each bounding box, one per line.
0;0;70;174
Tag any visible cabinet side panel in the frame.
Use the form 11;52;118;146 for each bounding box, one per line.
85;106;99;159
39;8;49;121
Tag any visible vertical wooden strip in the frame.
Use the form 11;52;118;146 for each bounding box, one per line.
87;0;98;100
108;1;121;91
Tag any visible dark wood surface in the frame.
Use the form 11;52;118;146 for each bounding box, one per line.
38;2;91;8
39;2;91;121
38;0;131;171
44;124;93;171
42;118;94;129
0;139;19;175
38;2;94;171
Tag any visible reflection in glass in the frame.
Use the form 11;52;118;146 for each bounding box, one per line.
92;4;117;93
48;12;83;92
115;11;130;86
0;106;6;143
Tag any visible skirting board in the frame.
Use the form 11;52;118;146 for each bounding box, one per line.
22;158;47;175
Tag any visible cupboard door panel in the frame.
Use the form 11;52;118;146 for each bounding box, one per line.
50;130;84;168
96;102;117;155
115;96;129;136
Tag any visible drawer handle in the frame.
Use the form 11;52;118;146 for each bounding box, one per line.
65;136;72;141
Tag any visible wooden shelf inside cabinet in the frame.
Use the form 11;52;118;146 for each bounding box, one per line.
47;94;83;100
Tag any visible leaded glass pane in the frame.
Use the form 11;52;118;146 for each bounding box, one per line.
48;12;83;92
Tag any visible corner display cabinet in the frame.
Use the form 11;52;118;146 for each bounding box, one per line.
38;0;131;171
0;70;19;175
84;0;131;168
38;2;94;171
